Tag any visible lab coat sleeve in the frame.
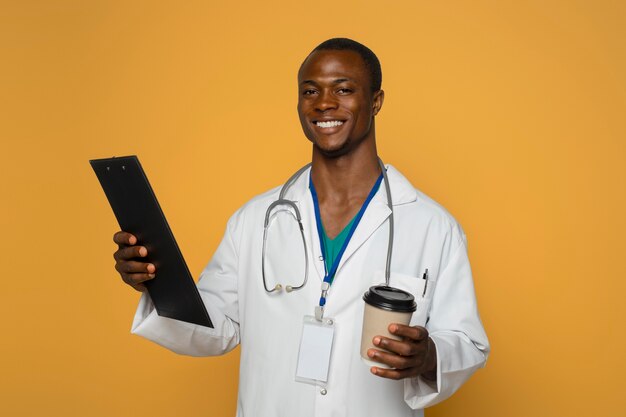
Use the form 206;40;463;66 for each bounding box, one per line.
130;209;243;357
404;230;490;409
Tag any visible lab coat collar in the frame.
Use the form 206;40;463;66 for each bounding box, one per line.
283;163;417;282
285;163;418;206
372;164;418;206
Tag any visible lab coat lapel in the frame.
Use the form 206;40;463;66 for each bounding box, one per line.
336;197;391;274
332;164;416;275
287;163;416;283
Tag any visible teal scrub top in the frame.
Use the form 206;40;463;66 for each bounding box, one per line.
321;215;357;274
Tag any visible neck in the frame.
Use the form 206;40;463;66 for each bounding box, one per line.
310;139;381;204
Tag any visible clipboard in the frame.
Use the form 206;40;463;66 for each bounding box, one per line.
90;155;213;328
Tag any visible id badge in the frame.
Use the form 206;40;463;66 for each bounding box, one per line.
295;315;335;386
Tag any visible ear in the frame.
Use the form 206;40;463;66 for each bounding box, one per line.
372;90;385;116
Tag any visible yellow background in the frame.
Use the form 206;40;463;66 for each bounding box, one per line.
1;1;624;416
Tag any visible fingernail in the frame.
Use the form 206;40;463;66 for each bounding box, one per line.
147;264;154;273
148;273;155;279
368;349;376;358
373;337;381;346
129;236;136;245
139;247;147;257
371;367;378;375
390;324;398;333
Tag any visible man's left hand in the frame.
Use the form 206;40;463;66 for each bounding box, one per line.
367;324;437;381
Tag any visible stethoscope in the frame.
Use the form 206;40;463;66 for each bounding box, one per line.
261;158;394;294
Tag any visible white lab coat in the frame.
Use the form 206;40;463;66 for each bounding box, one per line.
131;165;490;417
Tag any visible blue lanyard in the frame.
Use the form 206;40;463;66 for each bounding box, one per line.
309;173;383;309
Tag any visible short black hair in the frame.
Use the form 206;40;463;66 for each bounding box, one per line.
306;38;382;92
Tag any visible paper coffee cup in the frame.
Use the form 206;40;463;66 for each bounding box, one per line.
360;285;417;368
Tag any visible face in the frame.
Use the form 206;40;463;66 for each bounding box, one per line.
297;50;384;158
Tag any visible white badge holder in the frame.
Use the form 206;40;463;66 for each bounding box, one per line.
295;315;335;387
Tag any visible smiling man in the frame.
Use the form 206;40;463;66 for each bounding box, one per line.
114;38;489;416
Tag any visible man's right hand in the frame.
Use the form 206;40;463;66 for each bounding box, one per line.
113;231;156;292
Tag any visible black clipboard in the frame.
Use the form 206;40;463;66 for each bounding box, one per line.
90;155;213;328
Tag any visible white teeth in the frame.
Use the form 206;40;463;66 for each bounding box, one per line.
316;120;343;128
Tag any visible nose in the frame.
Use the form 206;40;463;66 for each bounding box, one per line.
315;89;338;112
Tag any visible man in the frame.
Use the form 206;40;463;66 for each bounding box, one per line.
113;38;489;416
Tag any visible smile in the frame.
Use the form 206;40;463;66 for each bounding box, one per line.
315;120;344;128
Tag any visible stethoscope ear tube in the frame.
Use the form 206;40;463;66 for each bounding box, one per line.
378;158;394;287
261;222;276;292
262;163;311;293
262;198;309;293
279;163;312;200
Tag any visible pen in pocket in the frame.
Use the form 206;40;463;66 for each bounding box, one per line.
421;269;429;297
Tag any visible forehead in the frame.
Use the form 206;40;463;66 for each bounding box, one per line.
298;49;370;86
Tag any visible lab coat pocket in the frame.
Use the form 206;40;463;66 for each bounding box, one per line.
373;270;437;327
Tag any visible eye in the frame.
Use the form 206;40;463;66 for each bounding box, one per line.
302;89;318;96
337;88;353;95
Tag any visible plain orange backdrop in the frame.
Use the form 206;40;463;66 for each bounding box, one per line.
1;1;625;416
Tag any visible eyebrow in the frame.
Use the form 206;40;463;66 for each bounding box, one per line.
300;78;352;86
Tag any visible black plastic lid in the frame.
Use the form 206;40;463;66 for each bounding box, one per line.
363;285;417;313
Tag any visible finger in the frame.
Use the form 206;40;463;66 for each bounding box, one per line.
389;324;428;341
114;245;148;261
370;365;418;380
367;347;422;370
113;231;137;246
122;272;156;287
115;260;155;274
373;336;426;357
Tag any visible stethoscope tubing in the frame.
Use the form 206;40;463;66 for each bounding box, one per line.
262;198;309;293
261;158;394;293
379;158;394;286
